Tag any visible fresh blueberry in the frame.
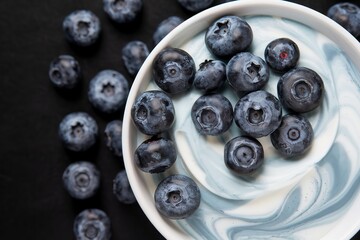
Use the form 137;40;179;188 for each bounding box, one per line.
270;114;313;158
49;55;81;89
104;120;123;157
103;0;143;24
205;15;253;59
177;0;213;12
63;10;101;47
59;112;98;152
121;40;149;77
88;70;129;114
113;169;136;204
153;16;184;45
224;136;264;175
234;90;282;138
154;174;201;219
135;136;177;173
152;47;196;95
131;90;175;135
227;52;270;95
193;59;226;92
278;67;324;113
191;93;233;135
264;38;300;73
63;161;100;199
73;209;111;240
327;2;360;39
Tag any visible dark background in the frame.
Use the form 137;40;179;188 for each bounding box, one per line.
0;0;359;239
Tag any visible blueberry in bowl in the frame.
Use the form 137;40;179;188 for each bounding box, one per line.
193;59;226;93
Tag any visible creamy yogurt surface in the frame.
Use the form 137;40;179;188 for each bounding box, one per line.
134;16;360;239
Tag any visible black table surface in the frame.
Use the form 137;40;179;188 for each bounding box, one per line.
0;0;359;239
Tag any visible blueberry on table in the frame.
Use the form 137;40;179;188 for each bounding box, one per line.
88;70;129;114
153;16;184;45
59;112;98;152
103;0;143;24
63;161;100;200
49;55;81;89
234;90;282;138
224;136;264;175
153;47;196;95
104;120;123;157
154;174;201;219
264;38;300;73
205;15;253;59
227;52;270;94
73;209;111;240
191;93;233;135
194;59;226;93
177;0;213;12
113;169;136;204
131;90;175;135
270;114;313;158
122;40;149;77
63;10;101;47
278;67;324;113
135;136;177;173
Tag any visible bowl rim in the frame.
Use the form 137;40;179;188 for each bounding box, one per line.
123;0;360;239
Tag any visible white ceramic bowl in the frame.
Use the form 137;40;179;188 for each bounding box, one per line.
123;1;360;239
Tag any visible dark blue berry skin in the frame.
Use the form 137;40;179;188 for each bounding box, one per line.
224;136;264;175
131;90;175;135
153;16;184;45
73;209;111;240
103;0;143;24
264;38;300;73
227;52;270;95
205;15;253;59
154;174;201;219
194;59;226;93
122;41;149;77
49;55;81;89
104;120;123;157
135;136;177;173
278;67;324;113
234;90;282;138
152;48;196;95
113;170;136;204
59;112;98;152
88;70;129;114
191;93;233;135
63;10;101;47
177;0;213;12
327;2;360;39
63;161;100;199
270;114;313;158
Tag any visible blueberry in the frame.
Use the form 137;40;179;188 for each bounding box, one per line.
135;136;177;173
191;93;233;135
153;16;184;45
177;0;213;12
59;112;98;152
121;40;149;77
227;52;270;94
49;55;81;89
278;67;324;113
234;90;282;138
73;209;111;240
152;47;196;95
113;169;136;204
104;120;123;157
264;38;300;72
63;10;101;47
205;15;253;59
131;90;175;135
63;161;100;199
194;59;226;92
154;174;201;219
224;136;264;175
327;2;360;39
270;114;313;158
88;70;129;114
103;0;143;24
